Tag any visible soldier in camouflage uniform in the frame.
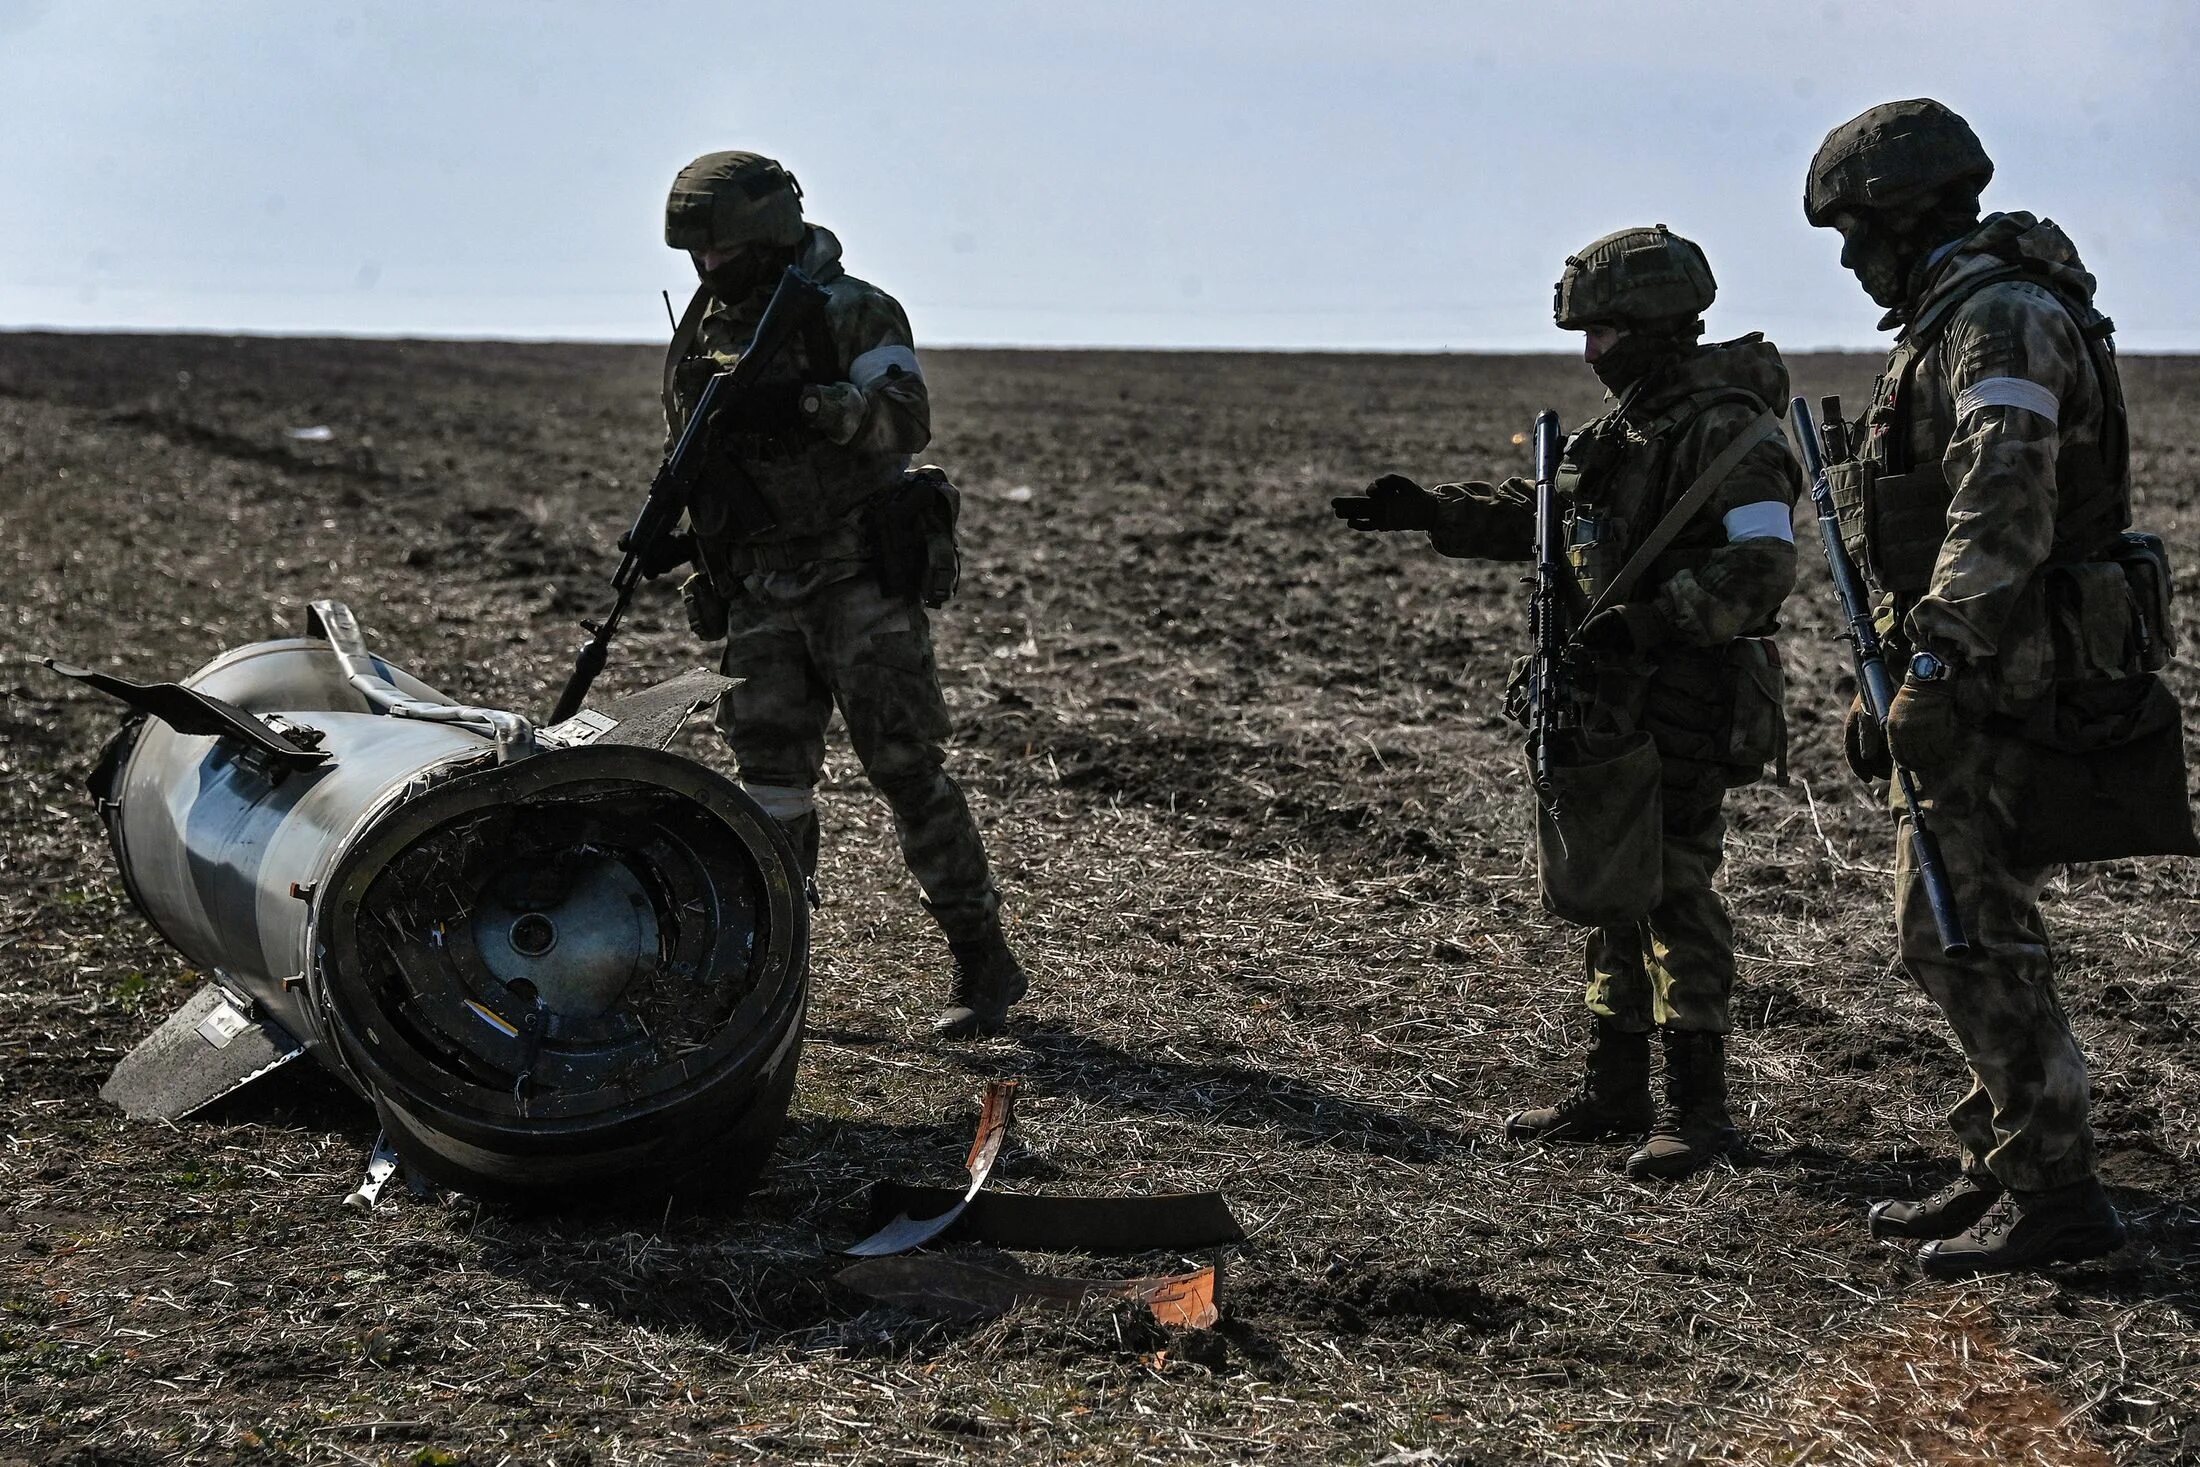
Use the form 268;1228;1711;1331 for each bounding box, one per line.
1337;227;1800;1180
1806;100;2134;1275
657;151;1027;1038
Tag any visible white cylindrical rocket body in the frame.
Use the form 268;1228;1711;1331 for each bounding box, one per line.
90;632;808;1200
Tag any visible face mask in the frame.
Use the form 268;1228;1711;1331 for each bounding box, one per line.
698;248;784;305
1590;333;1686;394
1839;215;1917;309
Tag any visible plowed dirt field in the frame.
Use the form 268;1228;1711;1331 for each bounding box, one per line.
3;336;2195;1464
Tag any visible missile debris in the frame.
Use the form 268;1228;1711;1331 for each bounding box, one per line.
49;599;809;1203
840;1081;1241;1328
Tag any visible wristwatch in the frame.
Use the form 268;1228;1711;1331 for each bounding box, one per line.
1908;649;1957;683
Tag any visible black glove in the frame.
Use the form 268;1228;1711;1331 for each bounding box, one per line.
1842;691;1891;782
619;528;696;580
1577;602;1671;655
1332;473;1440;532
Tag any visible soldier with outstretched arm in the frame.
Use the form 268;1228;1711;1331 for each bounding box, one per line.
1337;228;1800;1180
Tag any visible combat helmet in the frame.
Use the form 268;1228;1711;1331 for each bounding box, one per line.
665;151;805;254
1805;99;1992;228
1553;225;1715;331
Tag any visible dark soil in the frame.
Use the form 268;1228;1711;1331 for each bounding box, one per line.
2;334;2195;1464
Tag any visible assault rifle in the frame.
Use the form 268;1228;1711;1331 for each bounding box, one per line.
1526;409;1571;804
549;265;831;726
1788;395;1971;957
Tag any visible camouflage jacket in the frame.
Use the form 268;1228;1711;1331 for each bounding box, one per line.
664;226;930;565
1848;213;2129;698
1427;335;1802;649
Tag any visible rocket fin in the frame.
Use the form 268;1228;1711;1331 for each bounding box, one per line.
43;660;328;769
545;668;735;751
100;982;308;1120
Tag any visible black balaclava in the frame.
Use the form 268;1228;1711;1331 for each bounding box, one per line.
1840;192;1983;310
698;243;797;308
1592;318;1699;394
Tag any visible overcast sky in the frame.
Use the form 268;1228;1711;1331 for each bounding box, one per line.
3;1;2194;350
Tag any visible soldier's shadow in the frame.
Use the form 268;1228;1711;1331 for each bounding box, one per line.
934;1020;1479;1162
459;1111;1007;1353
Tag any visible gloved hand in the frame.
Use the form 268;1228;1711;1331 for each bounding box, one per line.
619;528;695;580
1577;602;1672;655
1842;691;1892;782
1885;674;1960;772
680;571;730;641
1332;473;1440;532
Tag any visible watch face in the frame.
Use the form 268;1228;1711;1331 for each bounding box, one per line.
1911;652;1947;681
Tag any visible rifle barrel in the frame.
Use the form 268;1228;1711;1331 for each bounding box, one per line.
1786;395;1970;957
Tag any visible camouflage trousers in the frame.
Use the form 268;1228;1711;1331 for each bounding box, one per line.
1584;757;1735;1034
1894;730;2094;1192
714;560;1001;943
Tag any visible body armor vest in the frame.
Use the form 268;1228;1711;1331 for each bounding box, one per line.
1835;265;2131;596
1560;385;1768;615
662;284;910;560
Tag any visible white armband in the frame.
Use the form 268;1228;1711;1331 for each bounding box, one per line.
1955;376;2059;425
850;344;921;391
1722;500;1795;544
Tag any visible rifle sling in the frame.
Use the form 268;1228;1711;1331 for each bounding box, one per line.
1582;409;1783;623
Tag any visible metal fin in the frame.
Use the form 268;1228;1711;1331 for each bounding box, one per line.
99;982;308;1120
42;660;327;769
545;667;736;751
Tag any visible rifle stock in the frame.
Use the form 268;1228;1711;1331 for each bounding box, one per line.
1786;395;1970;957
548;266;832;725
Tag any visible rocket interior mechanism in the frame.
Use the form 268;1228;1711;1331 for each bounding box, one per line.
49;600;808;1202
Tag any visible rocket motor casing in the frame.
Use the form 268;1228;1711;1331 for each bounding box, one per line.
83;615;809;1201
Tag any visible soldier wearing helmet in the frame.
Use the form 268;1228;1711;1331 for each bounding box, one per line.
658;150;1029;1039
1335;226;1801;1180
1806;100;2179;1276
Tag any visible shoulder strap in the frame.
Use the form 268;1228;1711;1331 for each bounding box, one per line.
1584;408;1784;621
659;284;714;421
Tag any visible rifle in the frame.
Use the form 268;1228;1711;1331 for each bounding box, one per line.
549;265;832;725
1787;394;1971;957
1526;409;1571;804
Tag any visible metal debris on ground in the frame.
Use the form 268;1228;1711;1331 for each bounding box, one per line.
343;1132;403;1210
839;1078;1240;1329
842;1078;1018;1257
836;1254;1221;1330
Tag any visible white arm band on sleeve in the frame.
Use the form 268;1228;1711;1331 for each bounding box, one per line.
1955;375;2060;425
1722;500;1795;544
849;343;921;391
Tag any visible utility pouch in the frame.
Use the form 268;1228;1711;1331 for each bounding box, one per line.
1827;456;1950;596
1564;511;1630;605
1723;635;1788;786
1533;729;1664;927
2009;674;2200;865
2044;559;2144;682
2109;531;2175;672
680;571;730;642
868;465;962;608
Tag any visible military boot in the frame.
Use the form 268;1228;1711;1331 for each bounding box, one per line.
1868;1173;2003;1241
775;812;821;909
933;921;1029;1039
1917;1177;2126;1279
1625;1029;1741;1180
1505;1018;1654;1143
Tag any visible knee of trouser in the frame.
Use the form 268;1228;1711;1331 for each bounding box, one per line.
862;745;948;804
740;781;817;822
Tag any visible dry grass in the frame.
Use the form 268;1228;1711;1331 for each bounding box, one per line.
1;337;2194;1464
